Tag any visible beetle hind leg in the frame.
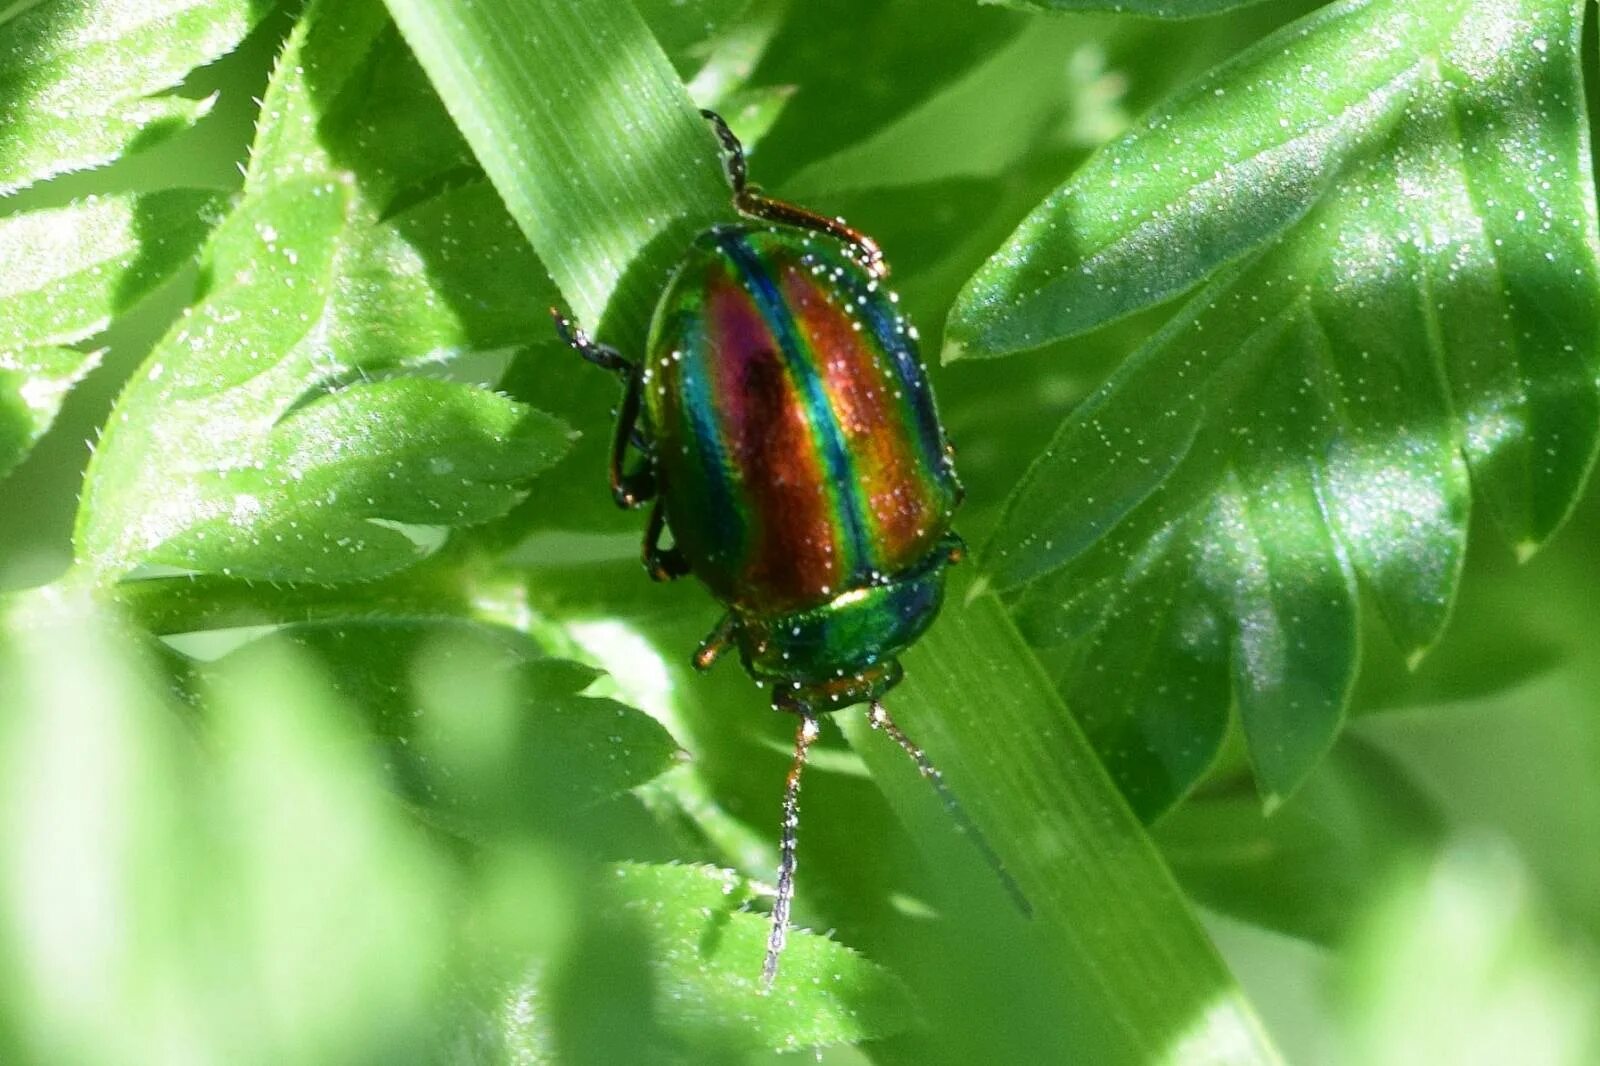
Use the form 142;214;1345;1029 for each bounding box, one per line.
699;109;887;280
643;500;690;582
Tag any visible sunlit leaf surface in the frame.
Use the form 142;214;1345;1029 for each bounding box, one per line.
0;190;223;480
0;347;96;486
0;190;224;350
955;0;1600;815
0;0;274;193
607;862;916;1052
74;0;571;582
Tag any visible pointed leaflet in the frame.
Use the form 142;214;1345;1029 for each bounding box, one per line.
191;619;680;837
959;0;1600;815
0;0;275;193
75;1;571;582
604;863;914;1052
0;347;95;484
0;190;224;480
1156;737;1445;945
633;0;754;78
244;0;477;215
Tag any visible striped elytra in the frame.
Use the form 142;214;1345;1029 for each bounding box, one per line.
640;223;964;710
645;225;960;619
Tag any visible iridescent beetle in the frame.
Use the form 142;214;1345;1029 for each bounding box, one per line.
553;111;1017;986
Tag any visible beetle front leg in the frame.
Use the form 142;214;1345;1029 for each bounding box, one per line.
551;306;630;373
700;109;887;280
643;499;690;582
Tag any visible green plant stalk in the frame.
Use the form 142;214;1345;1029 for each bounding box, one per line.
375;0;1282;1057
843;585;1283;1064
379;0;735;346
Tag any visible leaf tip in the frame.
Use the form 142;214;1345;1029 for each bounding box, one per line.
1514;539;1541;565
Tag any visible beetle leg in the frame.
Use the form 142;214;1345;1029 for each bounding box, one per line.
699;109;887;280
867;702;1030;918
643;499;690;582
609;366;657;509
550;306;631;374
551;308;657;509
763;712;820;989
942;531;968;565
693;613;737;671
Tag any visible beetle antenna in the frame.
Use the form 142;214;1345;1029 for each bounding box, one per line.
763;712;821;989
867;701;1031;917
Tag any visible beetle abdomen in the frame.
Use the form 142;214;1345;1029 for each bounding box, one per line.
645;226;958;614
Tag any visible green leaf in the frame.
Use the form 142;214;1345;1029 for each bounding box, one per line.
0;190;226;349
75;178;571;582
742;0;1026;185
0;190;225;480
606;862;916;1052
380;0;734;343
194;618;680;836
673;4;794;150
0;346;97;484
783;18;1096;197
634;0;753;78
243;0;555;366
990;0;1276;16
245;2;477;216
0;0;275;193
1157;737;1444;944
75;1;576;583
841;587;1283;1064
336;180;552;363
1352;485;1600;937
963;0;1600;814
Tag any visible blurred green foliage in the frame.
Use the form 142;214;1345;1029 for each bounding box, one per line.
1;0;1597;1062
